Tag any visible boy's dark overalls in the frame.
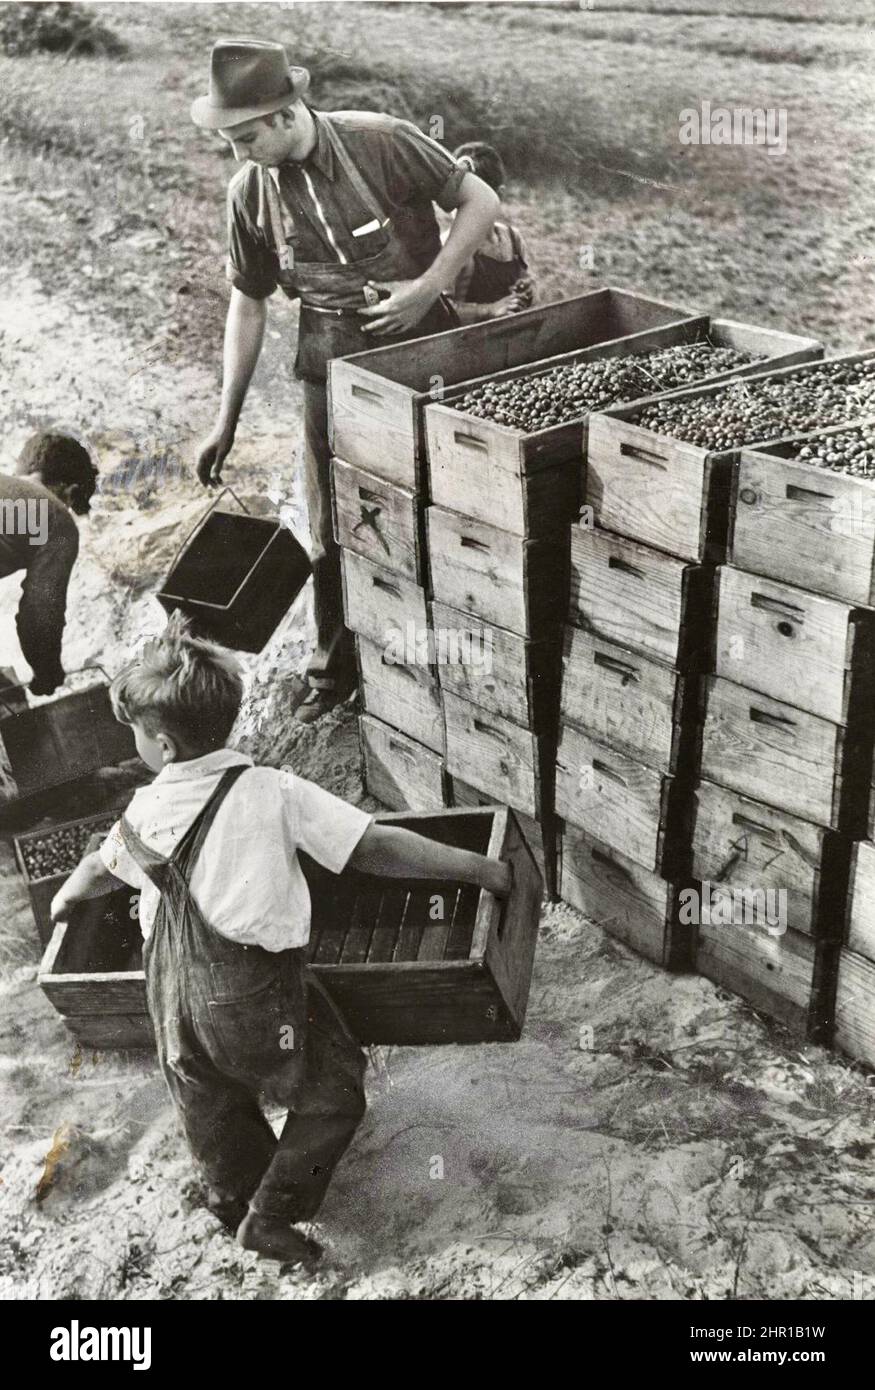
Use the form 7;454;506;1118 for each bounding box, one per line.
119;766;367;1229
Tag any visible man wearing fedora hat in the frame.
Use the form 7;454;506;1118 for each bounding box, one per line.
192;39;500;722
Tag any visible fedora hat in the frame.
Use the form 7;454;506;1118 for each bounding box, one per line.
191;39;310;130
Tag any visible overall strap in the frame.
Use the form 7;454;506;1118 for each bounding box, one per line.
118;816;168;892
118;765;249;891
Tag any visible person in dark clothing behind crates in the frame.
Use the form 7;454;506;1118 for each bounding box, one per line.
192;39;500;725
0;432;97;695
50;617;511;1267
449;142;535;325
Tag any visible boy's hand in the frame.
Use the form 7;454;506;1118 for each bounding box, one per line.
488;293;522;320
483;859;513;899
50;890;76;925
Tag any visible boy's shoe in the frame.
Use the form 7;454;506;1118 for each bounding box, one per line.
294;685;355;725
237;1211;324;1268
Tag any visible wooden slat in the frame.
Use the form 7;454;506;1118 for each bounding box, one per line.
431;600;560;733
427;506;568;638
448;777;545;877
695;919;819;1035
359;715;447;811
846;840;875;963
699;675;863;831
442;692;543;819
558;826;694;970
357;636;445;755
833;948;875;1068
569;524;714;670
731;426;875;606
690;779;850;939
714;565;875;724
331;457;423;582
340;549;428;646
560;625;698;774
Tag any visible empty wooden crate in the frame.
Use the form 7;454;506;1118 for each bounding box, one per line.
0;676;136;802
329;286;695;488
40;807;544;1047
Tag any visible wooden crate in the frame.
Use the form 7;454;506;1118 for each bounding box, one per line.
713;565;875;725
356;636;445;755
328;286;695;489
14;811;118;945
442;691;552;822
359;715;447;812
447;776;545;879
331;457;425;584
340;549;429;647
555;723;692;875
833;948;875;1068
0;680;136;802
38;888;151;1049
424;316;821;537
426;506;568;639
699;674;872;833
431;600;561;735
586;351;875;566
558;824;696;970
41;807;544;1047
560;625;701;775
695;915;838;1040
730;418;875;606
691;779;852;940
843;839;875;963
569;524;715;671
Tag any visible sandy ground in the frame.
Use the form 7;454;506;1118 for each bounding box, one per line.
1;269;874;1302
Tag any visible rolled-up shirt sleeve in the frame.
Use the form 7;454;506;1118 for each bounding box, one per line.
98;821;147;891
226;183;278;300
380;118;467;212
285;774;372;874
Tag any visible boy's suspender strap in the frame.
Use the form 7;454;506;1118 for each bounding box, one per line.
118;765;250;889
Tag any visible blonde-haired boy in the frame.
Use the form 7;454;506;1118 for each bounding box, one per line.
51;620;510;1265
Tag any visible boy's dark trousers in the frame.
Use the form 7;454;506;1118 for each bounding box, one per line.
119;767;367;1228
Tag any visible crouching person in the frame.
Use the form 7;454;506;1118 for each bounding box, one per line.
50;618;511;1265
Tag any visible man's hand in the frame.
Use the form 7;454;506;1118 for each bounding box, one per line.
195;424;235;488
488;292;523;320
357;278;441;336
30;668;64;697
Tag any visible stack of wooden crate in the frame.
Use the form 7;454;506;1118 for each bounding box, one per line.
577;355;875;1054
718;417;875;1057
554;329;824;967
329;288;701;846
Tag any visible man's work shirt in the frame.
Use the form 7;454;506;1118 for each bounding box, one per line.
0;474;77;685
99;748;373;950
226;108;465;302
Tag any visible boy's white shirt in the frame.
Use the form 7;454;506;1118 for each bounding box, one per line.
98;749;372;950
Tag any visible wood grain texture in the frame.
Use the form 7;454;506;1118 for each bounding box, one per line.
569;524;714;670
699;675;847;829
714;564;875;724
833;948;875;1067
427;506;568;637
357;636;445;754
695;919;818;1035
690;779;845;939
731;436;875;606
555;724;688;873
442;691;544;818
331;457;423;582
558;825;695;969
431;600;560;733
448;776;545;876
341;549;429;646
846;840;875;962
359;714;447;811
560;625;699;774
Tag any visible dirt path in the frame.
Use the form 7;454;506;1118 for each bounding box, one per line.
1;236;873;1303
